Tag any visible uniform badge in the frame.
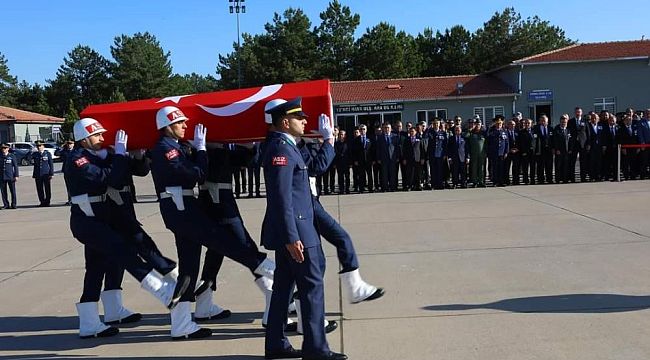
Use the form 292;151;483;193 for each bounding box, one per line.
272;156;288;166
75;157;89;167
165;149;180;160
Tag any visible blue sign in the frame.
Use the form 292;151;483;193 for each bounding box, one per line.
528;89;553;102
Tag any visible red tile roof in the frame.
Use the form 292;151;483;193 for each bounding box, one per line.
0;106;64;124
515;40;650;64
332;75;514;103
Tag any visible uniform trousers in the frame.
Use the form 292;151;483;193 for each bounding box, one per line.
35;176;51;205
314;199;359;272
1;180;16;207
336;165;350;193
265;245;329;357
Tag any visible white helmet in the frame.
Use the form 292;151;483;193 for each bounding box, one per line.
156;106;188;130
264;99;287;124
74;118;107;141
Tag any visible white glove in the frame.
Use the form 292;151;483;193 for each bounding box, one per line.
114;130;128;155
318;114;334;140
192;124;207;151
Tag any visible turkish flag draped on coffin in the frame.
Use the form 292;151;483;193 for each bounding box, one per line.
80;79;332;149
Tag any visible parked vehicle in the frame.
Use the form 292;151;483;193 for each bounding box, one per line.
42;142;61;161
8;142;35;166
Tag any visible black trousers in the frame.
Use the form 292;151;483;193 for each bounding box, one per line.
536;151;553;183
450;159;467;186
504;153;520;185
430;158;445;189
578;148;589;181
35;176;51;205
491;155;506;186
398;162;408;190
520;153;533;184
336;165;350;193
554;153;570;183
405;161;422;189
357;162;374;192
322;165;336;194
372;163;381;190
621;149;639;179
1;180;16;207
588;147;603;180
380;160;398;191
247;164;261;196
233;168;247;196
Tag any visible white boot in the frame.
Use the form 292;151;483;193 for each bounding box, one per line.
255;276;273;325
76;302;118;339
164;266;178;282
171;301;211;340
253;258;275;279
340;269;383;304
140;270;184;309
194;286;230;321
101;289;141;324
295;298;333;335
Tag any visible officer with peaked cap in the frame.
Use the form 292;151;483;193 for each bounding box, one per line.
66;118;190;339
262;97;347;360
149;106;276;340
32;140;53;206
0;143;18;209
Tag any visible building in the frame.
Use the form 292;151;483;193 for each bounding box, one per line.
331;40;650;131
0;106;65;143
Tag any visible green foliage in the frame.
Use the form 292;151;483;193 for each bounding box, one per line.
62;99;79;140
314;0;360;80
110;32;173;99
0;52;18;106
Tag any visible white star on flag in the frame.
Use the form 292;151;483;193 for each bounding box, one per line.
156;95;192;104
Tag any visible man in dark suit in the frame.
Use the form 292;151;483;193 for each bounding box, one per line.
602;115;620;181
321;127;339;195
375;122;400;192
504;119;520;185
247;142;262;198
370;124;382;191
518;119;536;185
533;115;553;184
447;126;469;188
352;125;374;193
334;129;351;194
618;115;639;180
427;124;448;190
586;112;604;181
552;115;574;183
568;107;587;182
487;118;509;187
393;121;409;191
402;127;426;190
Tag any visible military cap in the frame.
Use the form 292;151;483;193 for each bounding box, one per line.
0;143;9;148
34;140;45;146
265;97;308;121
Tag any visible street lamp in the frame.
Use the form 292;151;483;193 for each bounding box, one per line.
228;0;245;88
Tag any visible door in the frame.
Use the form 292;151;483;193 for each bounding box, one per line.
534;104;552;125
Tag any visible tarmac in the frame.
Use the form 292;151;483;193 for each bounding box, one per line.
1;163;650;360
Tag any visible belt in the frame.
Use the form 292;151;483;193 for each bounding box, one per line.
71;193;106;217
106;186;130;206
159;189;195;199
199;182;232;204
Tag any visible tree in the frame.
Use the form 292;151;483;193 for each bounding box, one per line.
111;32;173;100
168;73;219;95
47;45;112;114
352;22;422;80
108;88;127;103
314;0;360;80
12;81;52;115
0;52;18;106
435;25;474;75
470;7;573;72
62;99;79;140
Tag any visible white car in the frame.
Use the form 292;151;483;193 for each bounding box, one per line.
41;142;61;161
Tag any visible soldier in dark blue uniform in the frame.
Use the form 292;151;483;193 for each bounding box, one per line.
149;106;275;340
1;143;18;209
247;141;262;197
56;140;75;204
262;98;347;360
67;118;190;339
32;140;53;206
487;117;510;187
195;144;279;327
447;126;469;188
428;125;448;190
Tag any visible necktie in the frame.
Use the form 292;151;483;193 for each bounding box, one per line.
385;135;389;144
611;126;615;136
411;136;415;144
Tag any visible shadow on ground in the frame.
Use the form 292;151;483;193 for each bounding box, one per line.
0;355;261;360
424;293;650;313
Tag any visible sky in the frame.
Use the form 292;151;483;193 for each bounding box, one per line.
3;0;649;85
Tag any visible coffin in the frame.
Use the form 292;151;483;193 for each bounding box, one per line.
80;79;332;149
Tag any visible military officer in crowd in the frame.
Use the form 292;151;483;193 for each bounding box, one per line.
602;114;620;181
375;122;400;192
428;122;448;190
321;127;338;195
66;118;190;339
552;114;574;183
0;143;18;209
32;140;53;207
334;129;351;194
392;120;409;190
533;115;553;184
262;97;347;360
447;126;469;188
568;107;587;182
352;124;374;193
487;117;509;187
56;140;75;204
467;117;487;187
247;141;262;198
149;106;275;340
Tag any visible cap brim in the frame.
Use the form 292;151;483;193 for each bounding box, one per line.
289;111;308;118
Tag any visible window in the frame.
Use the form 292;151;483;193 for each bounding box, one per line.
382;112;402;124
474;106;504;125
594;97;616;113
416;109;448;123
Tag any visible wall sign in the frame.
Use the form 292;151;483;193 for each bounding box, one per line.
335;102;404;114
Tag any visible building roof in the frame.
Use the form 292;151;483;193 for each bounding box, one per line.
0;106;64;124
332;75;515;104
514;40;650;64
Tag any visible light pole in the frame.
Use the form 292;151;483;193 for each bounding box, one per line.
228;0;245;88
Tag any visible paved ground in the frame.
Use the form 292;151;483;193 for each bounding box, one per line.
1;164;650;360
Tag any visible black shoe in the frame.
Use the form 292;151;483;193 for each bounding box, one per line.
80;326;119;339
247;194;254;198
262;321;298;332
256;192;262;198
171;327;212;340
303;351;348;360
105;312;142;325
168;275;191;310
265;346;303;359
324;320;338;333
195;309;232;322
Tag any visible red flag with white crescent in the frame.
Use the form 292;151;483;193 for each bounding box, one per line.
80;79;332;149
